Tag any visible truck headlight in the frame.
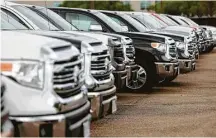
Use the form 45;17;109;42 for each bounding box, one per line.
1;60;44;89
176;42;186;50
151;43;167;53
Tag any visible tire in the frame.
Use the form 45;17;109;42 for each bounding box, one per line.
135;59;157;91
126;65;147;90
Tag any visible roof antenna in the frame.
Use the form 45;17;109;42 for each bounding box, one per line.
44;0;51;31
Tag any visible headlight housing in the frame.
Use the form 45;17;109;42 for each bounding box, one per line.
1;60;44;89
151;42;167;53
176;42;186;50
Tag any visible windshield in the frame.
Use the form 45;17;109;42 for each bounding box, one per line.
121;14;149;32
150;14;168;27
183;17;199;27
158;14;179;26
94;12;127;32
11;5;60;31
1;11;28;30
133;14;165;29
29;6;78;31
171;16;189;26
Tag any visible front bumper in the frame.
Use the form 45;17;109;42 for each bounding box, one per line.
195;49;199;59
10;102;91;137
179;58;196;73
113;69;127;89
155;62;179;78
1;119;14;137
88;86;117;119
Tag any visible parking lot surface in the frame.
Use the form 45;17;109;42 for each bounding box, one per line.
91;48;216;137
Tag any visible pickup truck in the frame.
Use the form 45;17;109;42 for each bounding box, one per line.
176;16;215;52
1;2;118;119
1;30;91;137
16;4;147;91
162;14;214;53
50;7;180;87
101;11;197;73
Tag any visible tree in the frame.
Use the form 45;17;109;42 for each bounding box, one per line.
59;1;133;11
148;1;216;17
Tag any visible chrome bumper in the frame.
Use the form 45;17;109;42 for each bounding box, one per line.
155;62;179;78
10;102;91;137
179;58;196;73
88;86;117;119
113;69;127;89
195;50;199;59
1;120;14;137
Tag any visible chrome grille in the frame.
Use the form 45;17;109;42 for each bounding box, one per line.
187;42;194;56
53;55;84;98
114;44;124;58
91;50;111;81
125;43;135;60
169;43;177;58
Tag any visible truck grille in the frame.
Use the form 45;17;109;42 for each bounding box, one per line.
125;43;135;60
53;55;84;98
169;43;177;58
91;50;111;81
114;45;124;59
187;43;194;56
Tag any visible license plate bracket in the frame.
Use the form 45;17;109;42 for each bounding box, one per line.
112;99;117;113
83;121;90;138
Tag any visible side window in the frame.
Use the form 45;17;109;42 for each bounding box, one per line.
65;12;100;31
109;15;129;31
1;8;29;28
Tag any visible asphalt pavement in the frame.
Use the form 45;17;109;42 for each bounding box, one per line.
91;48;216;137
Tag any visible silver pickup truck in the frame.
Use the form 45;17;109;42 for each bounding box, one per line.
1;3;117;119
1;31;91;137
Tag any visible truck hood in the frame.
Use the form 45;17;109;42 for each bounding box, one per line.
163;26;195;36
25;30;108;53
63;31;113;46
151;30;185;42
1;31;73;60
98;32;133;44
118;32;169;43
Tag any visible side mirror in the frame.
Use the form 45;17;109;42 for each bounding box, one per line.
89;24;102;32
122;25;129;32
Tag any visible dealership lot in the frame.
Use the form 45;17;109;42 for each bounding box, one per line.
91;48;216;137
2;1;216;136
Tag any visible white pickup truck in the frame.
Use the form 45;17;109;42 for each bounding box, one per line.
1;31;91;137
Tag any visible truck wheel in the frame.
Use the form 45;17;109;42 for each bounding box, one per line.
135;59;156;91
126;65;147;90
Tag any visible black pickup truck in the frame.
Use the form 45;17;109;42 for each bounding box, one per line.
110;11;197;73
50;7;179;89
